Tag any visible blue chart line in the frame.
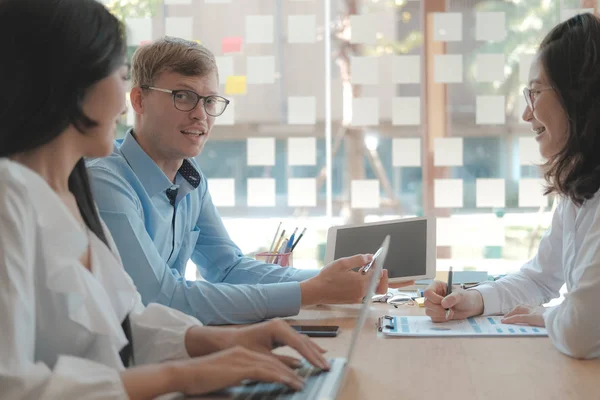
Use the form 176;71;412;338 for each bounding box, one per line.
509;328;516;334
467;318;482;333
520;328;527;333
533;328;540;333
488;318;497;325
496;328;503;333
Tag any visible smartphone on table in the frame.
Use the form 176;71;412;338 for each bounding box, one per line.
291;325;340;337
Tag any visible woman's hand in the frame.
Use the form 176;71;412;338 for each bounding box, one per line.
174;345;305;395
501;305;546;327
220;319;330;371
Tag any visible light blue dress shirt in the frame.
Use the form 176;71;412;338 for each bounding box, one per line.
87;131;319;325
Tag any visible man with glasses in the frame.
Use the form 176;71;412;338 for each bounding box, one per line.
88;37;394;325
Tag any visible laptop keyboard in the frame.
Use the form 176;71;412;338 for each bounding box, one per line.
229;358;331;400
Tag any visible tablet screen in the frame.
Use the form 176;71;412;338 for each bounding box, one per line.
333;219;427;279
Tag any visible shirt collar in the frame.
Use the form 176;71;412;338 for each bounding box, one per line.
119;129;202;197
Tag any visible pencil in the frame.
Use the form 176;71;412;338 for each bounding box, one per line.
268;222;282;253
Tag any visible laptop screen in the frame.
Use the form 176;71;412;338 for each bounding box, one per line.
333;219;427;279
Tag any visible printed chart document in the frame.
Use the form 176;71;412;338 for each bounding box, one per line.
380;316;548;337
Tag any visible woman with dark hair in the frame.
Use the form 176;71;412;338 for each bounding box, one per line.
423;13;600;360
0;0;328;398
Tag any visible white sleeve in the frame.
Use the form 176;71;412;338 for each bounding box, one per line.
0;180;128;400
543;205;600;359
129;301;202;365
475;200;566;315
99;216;202;365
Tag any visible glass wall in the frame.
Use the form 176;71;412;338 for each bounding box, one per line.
105;0;595;277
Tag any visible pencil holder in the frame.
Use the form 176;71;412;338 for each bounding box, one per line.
255;251;293;267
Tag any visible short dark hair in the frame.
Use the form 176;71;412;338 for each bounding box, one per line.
0;0;126;245
539;13;600;205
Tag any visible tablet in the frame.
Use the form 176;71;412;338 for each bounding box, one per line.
325;216;436;283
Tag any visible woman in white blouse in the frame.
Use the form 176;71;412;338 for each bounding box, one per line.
424;13;600;360
0;0;330;398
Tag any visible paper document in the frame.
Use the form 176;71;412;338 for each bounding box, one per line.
380;316;548;337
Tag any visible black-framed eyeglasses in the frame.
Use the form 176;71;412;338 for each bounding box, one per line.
523;86;553;111
141;85;230;117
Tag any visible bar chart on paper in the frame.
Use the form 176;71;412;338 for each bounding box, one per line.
380;316;548;337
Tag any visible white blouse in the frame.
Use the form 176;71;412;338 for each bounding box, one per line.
476;193;600;359
0;159;201;399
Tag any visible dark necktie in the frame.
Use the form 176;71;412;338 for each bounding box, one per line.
165;159;201;206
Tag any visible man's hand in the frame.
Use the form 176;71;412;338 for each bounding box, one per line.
300;254;385;305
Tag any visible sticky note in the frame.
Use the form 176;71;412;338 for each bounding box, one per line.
215;56;234;84
434;55;462;83
476;179;505;208
434;138;463;167
350;14;377;45
475;54;505;82
352;98;379;126
476;96;505;125
288;137;317;166
519;136;544;165
288;178;317;207
433;12;462;42
392;55;420;84
225;76;247;95
165;17;193;40
436;217;455;246
392;97;420;126
215;99;235;125
125;18;152;46
247;56;275;84
247;178;276;207
288;96;316;125
561;9;594;22
475;12;506;42
207;179;235;207
519;179;547;207
519;53;535;84
351;180;380;209
434;179;463;208
246;15;274;44
351;56;378;85
247;137;275;166
392;138;421;167
222;37;243;54
288;15;316;43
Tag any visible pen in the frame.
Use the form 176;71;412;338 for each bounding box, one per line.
360;246;383;275
290;227;306;252
285;228;298;252
268;221;282;253
445;266;453;320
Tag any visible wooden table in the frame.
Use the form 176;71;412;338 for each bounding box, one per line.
283;303;600;400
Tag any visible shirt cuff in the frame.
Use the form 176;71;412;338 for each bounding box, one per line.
473;284;502;316
263;282;302;319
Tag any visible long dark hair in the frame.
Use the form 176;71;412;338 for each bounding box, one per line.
0;0;126;245
540;13;600;205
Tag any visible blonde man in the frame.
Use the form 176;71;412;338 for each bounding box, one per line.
88;37;401;325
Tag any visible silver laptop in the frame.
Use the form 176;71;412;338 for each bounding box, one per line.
214;235;390;400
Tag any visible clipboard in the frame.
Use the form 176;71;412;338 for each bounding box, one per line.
377;315;548;337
